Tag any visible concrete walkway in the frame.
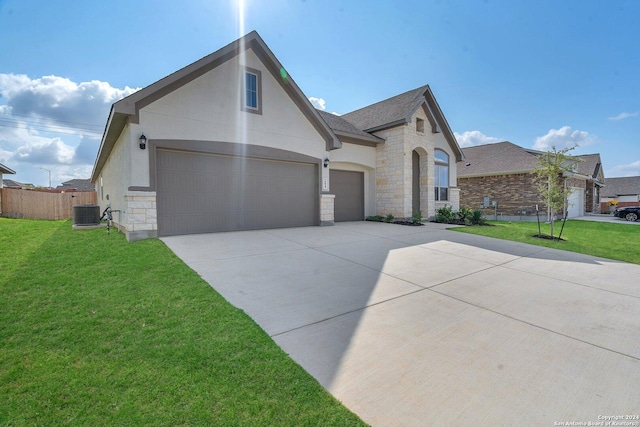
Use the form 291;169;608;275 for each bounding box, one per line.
162;222;640;426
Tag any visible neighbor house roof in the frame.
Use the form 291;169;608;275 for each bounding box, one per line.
341;85;464;161
91;31;341;182
2;179;29;188
0;162;16;175
459;141;603;183
458;141;540;177
56;179;95;191
601;176;640;197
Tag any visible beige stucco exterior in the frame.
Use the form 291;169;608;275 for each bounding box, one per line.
96;45;331;240
93;31;462;240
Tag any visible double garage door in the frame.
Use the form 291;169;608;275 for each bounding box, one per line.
156;149;318;236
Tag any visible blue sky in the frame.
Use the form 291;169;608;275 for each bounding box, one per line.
1;0;638;187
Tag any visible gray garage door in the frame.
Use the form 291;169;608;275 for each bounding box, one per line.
156;149;318;236
331;170;364;222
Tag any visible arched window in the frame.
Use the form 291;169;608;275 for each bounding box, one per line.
434;149;449;201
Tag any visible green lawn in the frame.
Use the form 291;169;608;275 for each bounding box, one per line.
452;219;640;265
0;218;366;426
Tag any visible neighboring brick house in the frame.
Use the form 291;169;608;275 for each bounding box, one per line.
600;176;640;212
91;31;464;240
456;141;604;220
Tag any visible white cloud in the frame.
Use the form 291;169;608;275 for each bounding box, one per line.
0;74;138;186
608;160;640;177
608;112;638;121
0;73;139;130
308;96;326;110
454;130;500;147
532;126;594;151
13;135;75;165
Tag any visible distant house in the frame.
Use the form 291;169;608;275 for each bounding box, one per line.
0;163;16;188
456;141;605;220
0;163;16;214
56;179;96;192
91;31;463;240
600;176;640;211
2;179;34;189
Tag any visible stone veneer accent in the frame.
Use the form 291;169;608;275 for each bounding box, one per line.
372;110;459;220
320;194;335;225
124;191;157;241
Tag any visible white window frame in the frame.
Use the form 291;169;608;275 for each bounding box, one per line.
434;149;449;201
242;67;262;115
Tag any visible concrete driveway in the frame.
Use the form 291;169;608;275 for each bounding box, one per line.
162;222;640;426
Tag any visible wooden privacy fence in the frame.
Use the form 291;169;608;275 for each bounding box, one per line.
0;188;97;220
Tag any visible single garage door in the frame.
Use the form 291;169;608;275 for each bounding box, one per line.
331;170;364;222
567;187;584;218
156;149;318;236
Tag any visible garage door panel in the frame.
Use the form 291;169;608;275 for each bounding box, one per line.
156;149;318;236
331;170;365;222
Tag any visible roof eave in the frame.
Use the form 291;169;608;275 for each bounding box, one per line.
334;130;385;147
458;169;536;178
0;164;16;174
364;119;409;133
91;108;127;182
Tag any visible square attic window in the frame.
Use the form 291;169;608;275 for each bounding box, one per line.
416;118;425;133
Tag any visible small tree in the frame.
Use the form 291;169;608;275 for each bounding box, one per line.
533;146;579;239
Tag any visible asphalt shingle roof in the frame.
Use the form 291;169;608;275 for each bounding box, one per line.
458;141;539;177
601;176;640;197
575;153;602;178
341;85;429;131
458;142;602;179
57;179;95;191
316;110;379;140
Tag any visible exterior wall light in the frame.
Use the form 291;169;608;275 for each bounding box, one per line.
139;134;147;150
323;158;330;168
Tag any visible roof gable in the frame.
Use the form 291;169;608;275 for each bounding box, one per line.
342;86;429;132
92;31;340;181
340;85;464;161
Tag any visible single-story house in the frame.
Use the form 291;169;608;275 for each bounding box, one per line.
56;179;96;192
2;180;35;189
457;141;604;220
600;176;640;211
91;31;463;240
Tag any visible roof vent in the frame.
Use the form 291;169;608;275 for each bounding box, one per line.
73;204;100;226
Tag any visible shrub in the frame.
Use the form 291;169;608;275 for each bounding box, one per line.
366;215;384;222
435;206;486;225
435;206;455;223
411;211;423;224
470;209;486;225
385;214;394;223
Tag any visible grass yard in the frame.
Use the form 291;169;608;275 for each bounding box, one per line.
452;219;640;265
0;218;366;426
